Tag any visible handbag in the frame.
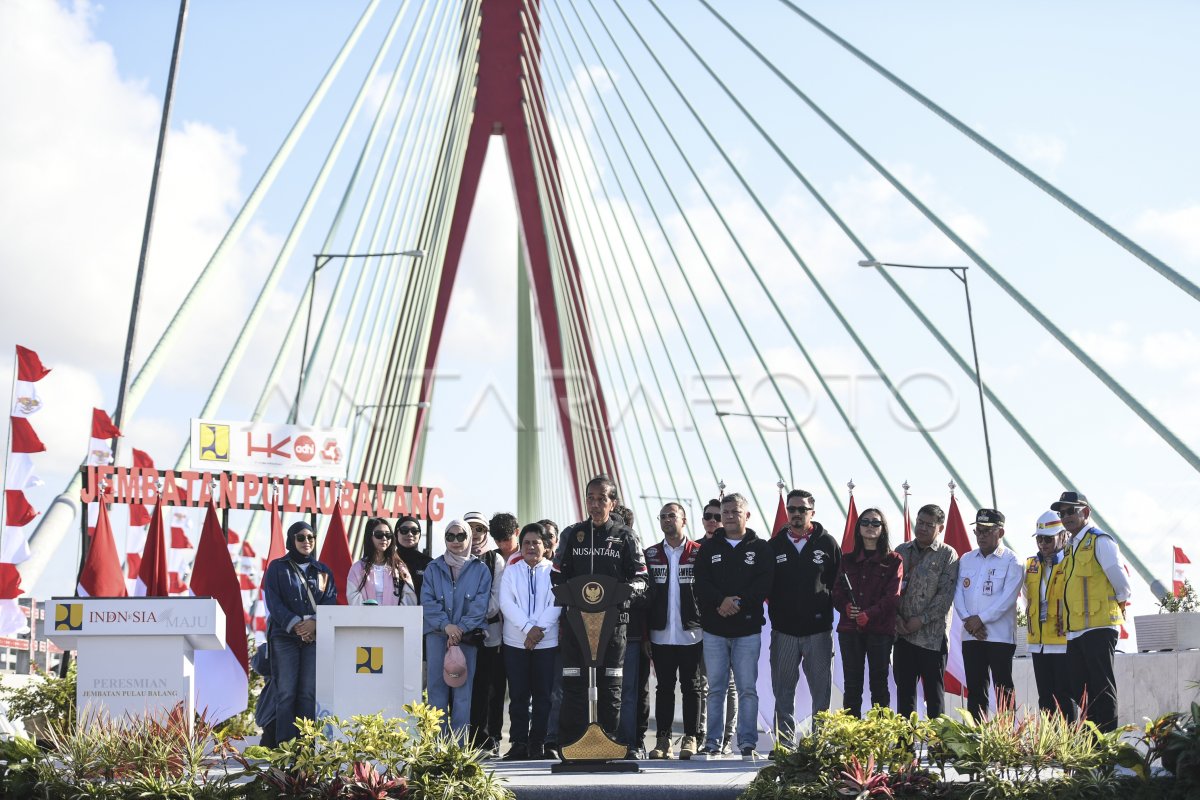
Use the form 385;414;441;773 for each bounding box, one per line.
459;628;486;648
251;642;271;677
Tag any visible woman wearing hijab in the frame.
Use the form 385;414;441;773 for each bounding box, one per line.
347;517;417;606
420;518;492;738
263;520;338;741
832;508;904;718
395;515;432;598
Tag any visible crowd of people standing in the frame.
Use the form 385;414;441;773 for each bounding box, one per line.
259;479;1131;761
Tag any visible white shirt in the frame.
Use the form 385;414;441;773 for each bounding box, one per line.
954;544;1023;644
498;558;561;649
650;539;703;647
1065;526;1132;639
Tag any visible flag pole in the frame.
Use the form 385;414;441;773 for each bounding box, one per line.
0;347;19;558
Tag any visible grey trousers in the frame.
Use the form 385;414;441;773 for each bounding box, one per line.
770;628;833;745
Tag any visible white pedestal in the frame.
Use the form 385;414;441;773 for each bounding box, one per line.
315;606;423;722
43;597;225;729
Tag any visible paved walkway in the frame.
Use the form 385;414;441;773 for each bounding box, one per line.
489;755;765;800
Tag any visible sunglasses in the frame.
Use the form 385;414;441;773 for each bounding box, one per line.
293;534;316;543
1057;508;1081;518
787;505;813;514
445;532;468;542
397;527;420;536
859;519;883;528
702;513;721;522
372;531;393;540
1035;535;1058;544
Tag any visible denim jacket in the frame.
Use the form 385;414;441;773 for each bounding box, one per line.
264;556;338;635
419;556;492;636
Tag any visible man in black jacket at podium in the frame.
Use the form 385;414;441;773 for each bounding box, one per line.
551;475;649;747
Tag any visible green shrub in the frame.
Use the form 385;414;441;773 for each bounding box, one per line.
0;661;76;733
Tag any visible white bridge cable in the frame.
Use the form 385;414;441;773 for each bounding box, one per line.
534;11;769;523
522;88;663;511
592;0;984;509
523;44;717;523
24;0;386;568
171;0;415;469
550;1;831;517
362;1;482;487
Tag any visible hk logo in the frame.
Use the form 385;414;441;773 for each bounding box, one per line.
56;603;82;631
356;646;383;674
198;423;230;462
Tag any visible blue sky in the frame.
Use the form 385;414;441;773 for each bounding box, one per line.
2;1;1198;627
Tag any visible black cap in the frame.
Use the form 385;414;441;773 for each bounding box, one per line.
975;508;1005;528
1050;491;1089;512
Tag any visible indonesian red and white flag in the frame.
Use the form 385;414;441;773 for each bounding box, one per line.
135;502;170;596
190;502;249;723
85;408;121;466
0;563;27;636
251;500;285;641
942;494;973;697
772;492;789;538
1174;547;1193;597
10;417;45;454
840;494;859;553
903;489;912;542
78;501;128;598
319;509;352;605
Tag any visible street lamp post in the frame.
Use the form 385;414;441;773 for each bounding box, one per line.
347;401;431;472
638;494;695;521
292;249;425;423
858;258;997;508
715;410;794;488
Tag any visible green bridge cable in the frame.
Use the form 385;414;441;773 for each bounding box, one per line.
369;6;481;485
698;1;1200;480
523;97;632;488
320;0;461;431
780;0;1200;306
523;55;688;508
526;36;725;518
547;4;786;520
699;1;1164;596
620;0;984;512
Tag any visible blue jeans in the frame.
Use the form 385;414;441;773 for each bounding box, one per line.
618;639;641;747
702;631;760;751
546;649;563;744
504;645;556;746
270;632;316;742
426;633;478;737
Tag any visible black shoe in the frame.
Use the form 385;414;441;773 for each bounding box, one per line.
528;743;546;759
503;743;529;761
543;742;561;759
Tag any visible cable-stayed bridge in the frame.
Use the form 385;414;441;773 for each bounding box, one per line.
10;1;1199;615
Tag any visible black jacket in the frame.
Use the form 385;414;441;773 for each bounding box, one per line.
645;538;703;633
767;522;841;636
694;528;773;638
551;516;648;625
397;546;432;598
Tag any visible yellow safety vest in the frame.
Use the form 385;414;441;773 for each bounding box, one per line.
1023;555;1066;645
1062;529;1123;631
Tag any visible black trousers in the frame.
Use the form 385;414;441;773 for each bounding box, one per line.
559;621;627;745
893;636;948;719
1067;628;1119;732
469;643;506;746
838;631;894;718
1031;651;1074;720
650;642;703;737
503;645;556;746
636;643;651;743
961;640;1015;720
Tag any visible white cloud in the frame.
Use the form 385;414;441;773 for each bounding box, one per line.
1133;205;1200;261
1012;133;1066;169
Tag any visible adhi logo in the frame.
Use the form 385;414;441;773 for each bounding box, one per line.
293;435;316;463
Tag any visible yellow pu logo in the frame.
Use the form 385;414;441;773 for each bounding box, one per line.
356;647;383;674
198;423;230;462
56;603;82;631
